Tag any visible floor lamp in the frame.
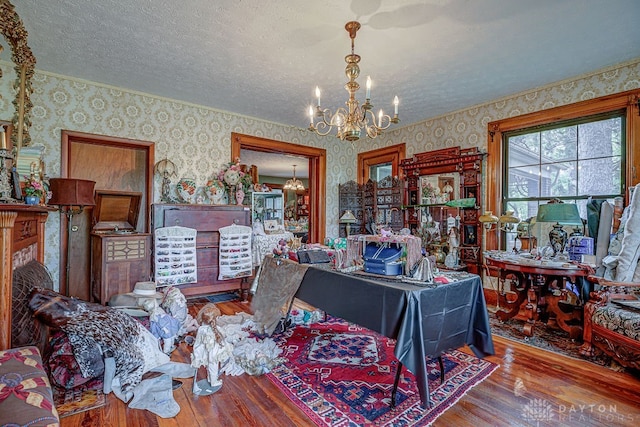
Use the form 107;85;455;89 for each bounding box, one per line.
48;178;96;296
478;212;500;312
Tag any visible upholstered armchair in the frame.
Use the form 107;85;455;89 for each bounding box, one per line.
580;275;640;369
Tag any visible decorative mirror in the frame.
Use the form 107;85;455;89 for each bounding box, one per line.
0;0;36;152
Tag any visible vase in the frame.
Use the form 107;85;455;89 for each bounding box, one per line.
228;185;236;205
236;188;245;205
25;195;40;205
205;179;227;205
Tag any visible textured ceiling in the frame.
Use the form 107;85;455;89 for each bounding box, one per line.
7;0;640;178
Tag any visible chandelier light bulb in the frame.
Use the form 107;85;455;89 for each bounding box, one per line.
315;86;321;107
366;76;371;99
394;96;399;115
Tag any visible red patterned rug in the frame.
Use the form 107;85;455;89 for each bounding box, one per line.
266;316;498;426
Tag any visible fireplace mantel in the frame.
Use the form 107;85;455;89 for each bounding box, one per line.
0;204;55;350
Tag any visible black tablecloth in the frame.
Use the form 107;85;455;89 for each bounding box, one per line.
294;267;494;408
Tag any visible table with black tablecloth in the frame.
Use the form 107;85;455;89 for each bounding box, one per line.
294;267;494;408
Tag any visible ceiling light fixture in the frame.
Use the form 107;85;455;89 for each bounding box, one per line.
308;21;399;141
283;164;305;192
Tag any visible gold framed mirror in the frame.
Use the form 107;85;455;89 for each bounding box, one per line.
0;0;36;152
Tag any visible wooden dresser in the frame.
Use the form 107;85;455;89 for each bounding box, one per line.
151;204;251;297
0;205;54;350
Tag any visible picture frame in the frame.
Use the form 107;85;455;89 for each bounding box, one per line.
263;219;280;234
419;174;460;203
11;167;22;200
463;224;477;245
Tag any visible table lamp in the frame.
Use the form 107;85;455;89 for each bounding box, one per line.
479;211;499;231
48;178;96;295
536;202;582;258
499;211;520;252
340;210;357;237
478;211;499;252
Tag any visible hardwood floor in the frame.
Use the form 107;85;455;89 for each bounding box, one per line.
60;298;640;427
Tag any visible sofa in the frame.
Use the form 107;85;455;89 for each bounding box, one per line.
0;345;60;426
580;276;640;370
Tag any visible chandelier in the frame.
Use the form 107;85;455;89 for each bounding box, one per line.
308;21;399;141
283;165;305;192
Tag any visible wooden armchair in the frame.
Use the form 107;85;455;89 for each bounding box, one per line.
580;275;640;369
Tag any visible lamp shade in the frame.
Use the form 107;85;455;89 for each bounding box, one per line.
339;210;356;223
48;178;96;207
499;211;520;225
478;211;499;224
536;203;581;225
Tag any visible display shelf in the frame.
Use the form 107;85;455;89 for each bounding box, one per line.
400;146;485;274
154;226;197;287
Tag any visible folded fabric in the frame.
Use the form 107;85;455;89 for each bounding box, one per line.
46;329;104;389
615;185;640;282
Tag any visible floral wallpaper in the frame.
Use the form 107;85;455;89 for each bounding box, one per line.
1;57;639;288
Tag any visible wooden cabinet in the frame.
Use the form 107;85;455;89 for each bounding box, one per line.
400;147;485;274
151;204;251;297
90;233;152;305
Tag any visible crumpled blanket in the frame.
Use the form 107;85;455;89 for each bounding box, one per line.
63;307;170;393
29;288;169;393
216;313;285;376
251;257;309;335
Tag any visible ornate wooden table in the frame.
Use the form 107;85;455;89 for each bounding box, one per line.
484;253;593;339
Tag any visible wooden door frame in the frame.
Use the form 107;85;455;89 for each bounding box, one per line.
357;143;406;184
59;130;154;296
231;132;326;244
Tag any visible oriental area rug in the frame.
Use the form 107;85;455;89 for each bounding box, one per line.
267;316;498;426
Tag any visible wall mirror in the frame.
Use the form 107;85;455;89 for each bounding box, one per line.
0;0;36;152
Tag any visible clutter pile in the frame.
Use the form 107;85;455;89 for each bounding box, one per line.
29;284;288;418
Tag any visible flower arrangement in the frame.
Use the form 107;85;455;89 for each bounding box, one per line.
23;175;46;200
217;158;253;193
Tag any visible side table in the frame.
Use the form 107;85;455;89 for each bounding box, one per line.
484;253;593;339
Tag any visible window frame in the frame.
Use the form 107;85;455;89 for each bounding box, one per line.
485;89;640;251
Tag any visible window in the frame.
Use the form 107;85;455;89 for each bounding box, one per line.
369;162;392;181
485;89;640;252
503;112;624;222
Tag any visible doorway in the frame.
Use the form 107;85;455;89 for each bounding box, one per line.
59;131;154;299
231;133;326;244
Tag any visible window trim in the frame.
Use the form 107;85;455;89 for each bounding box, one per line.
485;89;640;250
